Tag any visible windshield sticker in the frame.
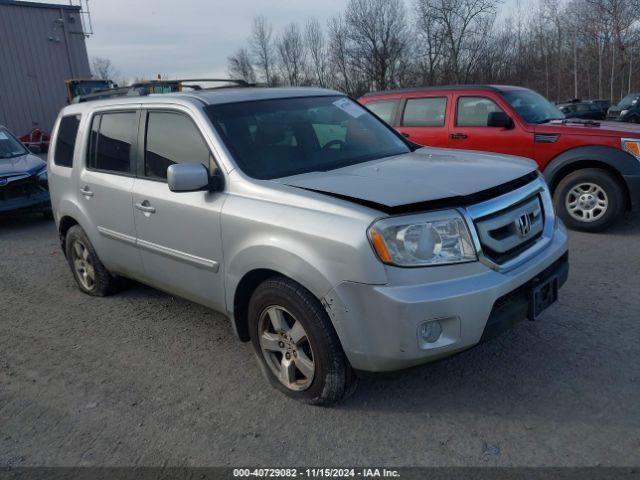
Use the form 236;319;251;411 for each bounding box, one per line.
333;98;366;118
0;132;8;140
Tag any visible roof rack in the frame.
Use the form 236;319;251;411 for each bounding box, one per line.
73;78;253;103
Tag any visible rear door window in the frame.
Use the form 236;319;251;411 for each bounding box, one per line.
402;97;447;127
366;100;399;124
54;115;80;167
144;111;213;180
87;112;137;174
456;97;504;127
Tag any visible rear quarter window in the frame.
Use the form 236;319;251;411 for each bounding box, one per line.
54;115;81;167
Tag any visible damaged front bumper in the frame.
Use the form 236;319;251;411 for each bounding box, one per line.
323;222;569;372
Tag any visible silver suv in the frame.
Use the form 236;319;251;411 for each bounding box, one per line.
48;87;569;405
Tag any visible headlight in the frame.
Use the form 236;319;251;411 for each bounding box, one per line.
621;109;629;116
367;210;477;267
622;138;640;160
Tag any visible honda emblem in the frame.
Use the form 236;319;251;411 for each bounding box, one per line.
516;214;532;237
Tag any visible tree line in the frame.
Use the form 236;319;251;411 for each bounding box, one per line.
227;0;640;103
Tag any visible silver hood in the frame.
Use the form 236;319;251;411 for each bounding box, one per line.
275;147;538;208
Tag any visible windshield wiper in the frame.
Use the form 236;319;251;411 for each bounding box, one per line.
541;118;601;127
537;117;565;124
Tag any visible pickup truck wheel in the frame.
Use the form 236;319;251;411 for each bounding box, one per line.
248;277;355;406
554;168;623;232
64;225;121;296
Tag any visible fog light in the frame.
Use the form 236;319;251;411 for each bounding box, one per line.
419;320;442;344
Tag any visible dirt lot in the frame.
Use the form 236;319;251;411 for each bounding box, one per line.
1;213;639;467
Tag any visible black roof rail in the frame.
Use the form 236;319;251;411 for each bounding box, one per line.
73;78;253;103
360;84;532;97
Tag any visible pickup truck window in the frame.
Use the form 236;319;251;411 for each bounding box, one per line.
366;100;399;124
144;112;212;181
54;115;80;167
205;96;409;180
87;112;137;174
402;97;447;127
456;97;503;127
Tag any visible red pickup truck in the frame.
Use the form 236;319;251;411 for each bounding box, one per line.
359;85;640;232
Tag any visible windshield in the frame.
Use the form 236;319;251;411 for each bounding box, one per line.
204;96;410;179
618;94;639;109
0;127;28;159
502;89;565;124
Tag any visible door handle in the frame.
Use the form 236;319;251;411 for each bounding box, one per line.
401;132;410;138
449;133;468;140
80;186;94;197
135;202;156;214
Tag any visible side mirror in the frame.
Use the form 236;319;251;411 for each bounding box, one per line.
487;111;514;129
167;163;212;192
28;145;42;154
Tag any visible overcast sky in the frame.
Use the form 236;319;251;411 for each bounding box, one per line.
47;0;521;81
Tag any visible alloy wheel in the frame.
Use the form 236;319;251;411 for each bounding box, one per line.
258;305;315;391
71;240;96;290
565;182;608;223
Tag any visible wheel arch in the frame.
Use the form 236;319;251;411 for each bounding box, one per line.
543;146;638;210
58;215;79;255
226;247;336;342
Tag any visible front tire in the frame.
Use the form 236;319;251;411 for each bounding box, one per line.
553;168;623;232
64;225;121;296
248;277;355;406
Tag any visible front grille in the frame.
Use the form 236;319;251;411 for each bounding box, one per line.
474;194;544;264
0;176;41;201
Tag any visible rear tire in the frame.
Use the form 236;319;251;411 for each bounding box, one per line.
64;225;122;296
248;276;355;406
553;168;623;232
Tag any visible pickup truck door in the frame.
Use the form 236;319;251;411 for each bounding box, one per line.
447;95;533;158
131;109;226;311
396;95;451;147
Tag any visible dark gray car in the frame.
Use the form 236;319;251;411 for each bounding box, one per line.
0;125;50;215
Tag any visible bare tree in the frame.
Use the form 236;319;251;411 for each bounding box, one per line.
414;0;445;85
91;57;116;80
277;23;307;86
305;19;328;87
421;0;499;83
344;0;409;91
225;0;640;101
227;48;256;83
250;15;275;85
586;0;638;99
327;15;355;95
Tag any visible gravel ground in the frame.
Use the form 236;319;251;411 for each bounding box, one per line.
1;213;639;467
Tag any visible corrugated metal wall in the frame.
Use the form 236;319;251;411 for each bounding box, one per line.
0;0;91;135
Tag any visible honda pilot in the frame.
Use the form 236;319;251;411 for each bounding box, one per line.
48;88;569;405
